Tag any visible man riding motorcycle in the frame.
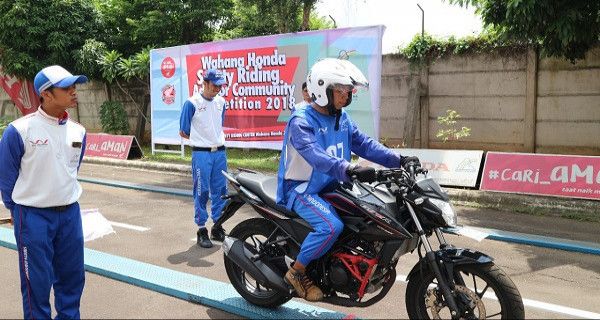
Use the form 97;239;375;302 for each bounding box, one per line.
276;58;419;301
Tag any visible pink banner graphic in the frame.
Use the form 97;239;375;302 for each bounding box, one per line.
480;152;600;200
0;67;39;115
85;133;135;160
185;47;300;142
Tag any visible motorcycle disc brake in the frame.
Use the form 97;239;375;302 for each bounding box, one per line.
425;285;486;319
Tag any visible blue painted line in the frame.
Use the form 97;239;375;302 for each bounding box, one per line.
78;176;600;256
444;226;600;256
78;177;192;198
0;227;348;319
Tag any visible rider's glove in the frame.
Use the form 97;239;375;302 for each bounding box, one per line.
400;156;421;170
346;164;377;183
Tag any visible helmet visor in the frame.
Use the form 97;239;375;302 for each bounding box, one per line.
333;84;355;95
332;83;368;96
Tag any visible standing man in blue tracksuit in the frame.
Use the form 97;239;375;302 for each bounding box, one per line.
277;58;419;301
179;69;228;248
0;65;88;319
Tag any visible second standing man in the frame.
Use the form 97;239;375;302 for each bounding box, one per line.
179;69;228;248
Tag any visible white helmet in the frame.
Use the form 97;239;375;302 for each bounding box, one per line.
306;58;369;115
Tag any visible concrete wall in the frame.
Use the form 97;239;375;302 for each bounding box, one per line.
380;55;412;147
427;48;529;151
536;49;600;155
381;46;600;155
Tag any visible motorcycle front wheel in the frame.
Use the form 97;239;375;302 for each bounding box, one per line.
405;263;524;319
224;217;293;308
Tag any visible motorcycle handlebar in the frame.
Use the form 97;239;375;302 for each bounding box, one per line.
373;165;427;184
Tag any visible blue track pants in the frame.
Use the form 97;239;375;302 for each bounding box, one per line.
293;193;344;266
191;150;228;227
12;202;85;319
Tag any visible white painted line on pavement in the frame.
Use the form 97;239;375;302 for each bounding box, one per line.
395;274;600;319
481;290;600;319
109;221;150;232
520;299;600;319
81;208;150;232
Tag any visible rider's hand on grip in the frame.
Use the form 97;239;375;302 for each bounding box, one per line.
400;156;421;170
346;164;377;183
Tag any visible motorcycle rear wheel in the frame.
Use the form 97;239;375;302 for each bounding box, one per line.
405;262;524;319
224;217;293;308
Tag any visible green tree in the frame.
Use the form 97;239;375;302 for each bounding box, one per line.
0;0;100;79
93;0;234;56
218;0;327;39
97;48;151;139
99;101;130;134
307;8;335;31
449;0;600;61
76;39;109;80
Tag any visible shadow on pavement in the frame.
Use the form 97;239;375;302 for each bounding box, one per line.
167;244;219;268
205;307;244;319
513;243;600;276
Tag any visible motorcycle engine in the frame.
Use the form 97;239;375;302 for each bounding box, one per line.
327;239;381;296
328;258;360;295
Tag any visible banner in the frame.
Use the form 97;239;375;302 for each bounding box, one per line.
358;148;484;187
0;67;38;115
85;133;143;160
480;152;600;200
150;26;385;150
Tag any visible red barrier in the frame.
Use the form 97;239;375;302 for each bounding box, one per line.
481;152;600;200
85;133;143;160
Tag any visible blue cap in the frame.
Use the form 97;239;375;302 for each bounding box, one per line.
33;65;88;95
203;69;226;86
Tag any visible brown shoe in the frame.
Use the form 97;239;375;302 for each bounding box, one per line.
284;268;324;301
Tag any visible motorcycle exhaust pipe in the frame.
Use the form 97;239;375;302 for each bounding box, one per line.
222;236;291;294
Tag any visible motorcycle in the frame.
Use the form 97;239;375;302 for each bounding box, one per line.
214;163;525;319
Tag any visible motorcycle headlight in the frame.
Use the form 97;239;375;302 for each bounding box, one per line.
429;198;457;227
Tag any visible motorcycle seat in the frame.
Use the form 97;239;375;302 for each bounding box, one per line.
236;172;299;218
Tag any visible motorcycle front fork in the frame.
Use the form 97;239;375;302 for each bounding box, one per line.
406;203;461;319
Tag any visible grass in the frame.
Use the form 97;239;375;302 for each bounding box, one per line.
140;145;280;173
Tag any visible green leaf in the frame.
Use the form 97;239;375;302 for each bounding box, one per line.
99;100;130;134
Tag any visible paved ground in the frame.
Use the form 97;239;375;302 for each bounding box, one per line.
0;250;240;319
1;163;599;319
